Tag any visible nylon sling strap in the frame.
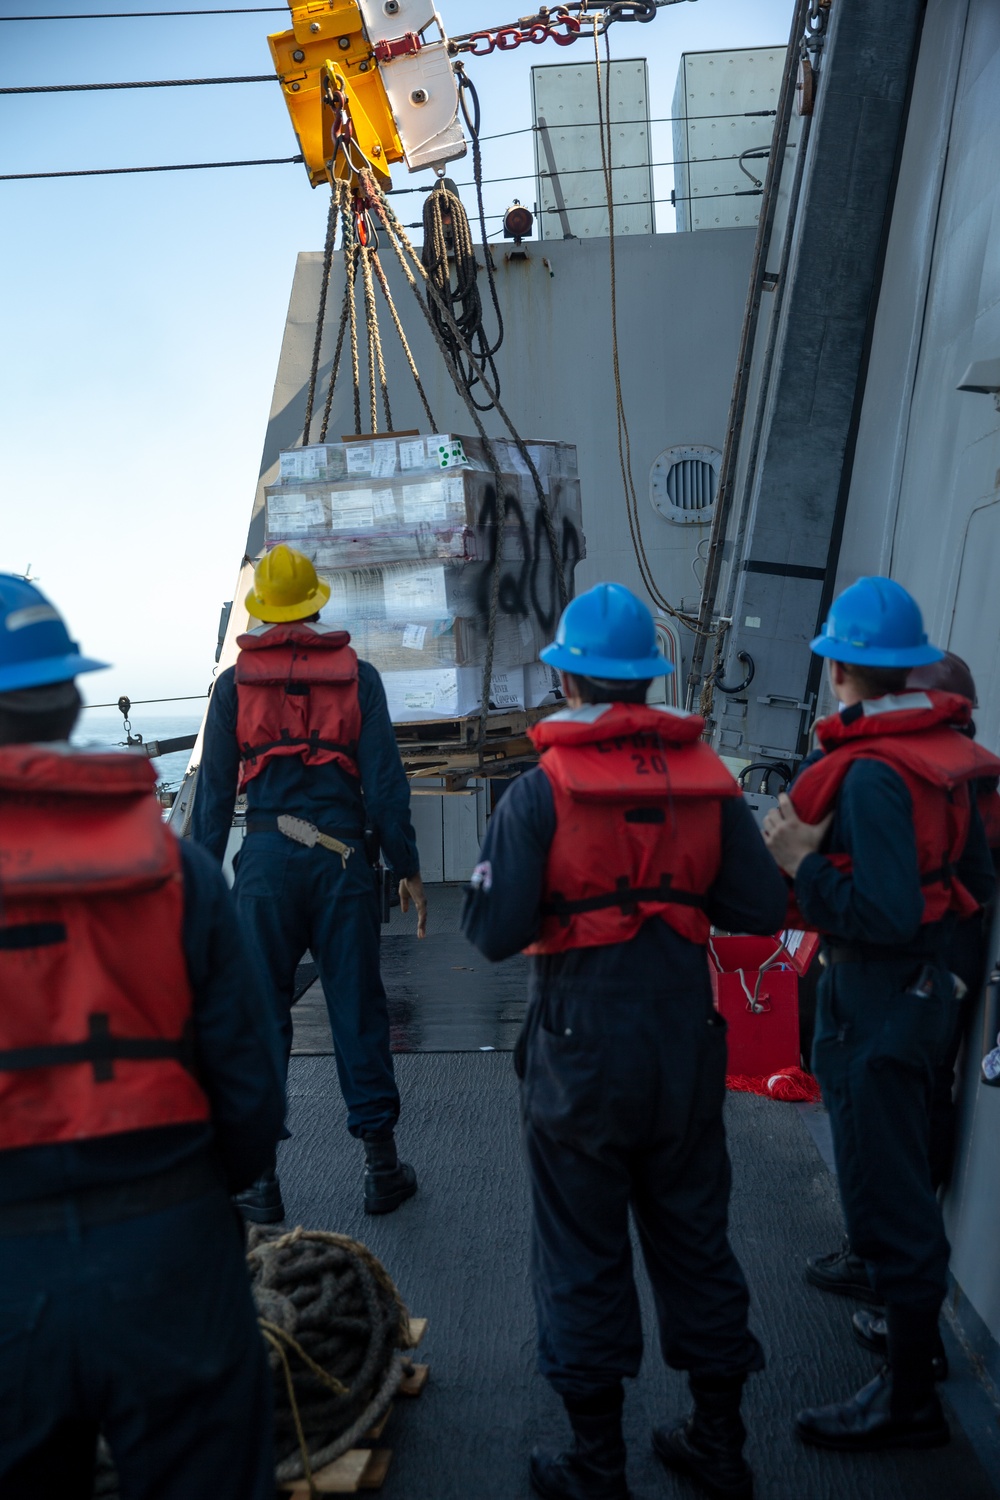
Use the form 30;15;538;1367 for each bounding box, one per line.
544;873;708;926
0;1014;195;1082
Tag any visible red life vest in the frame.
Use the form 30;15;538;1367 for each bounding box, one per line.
234;623;362;790
0;746;210;1151
788;691;1000;930
523;702;741;955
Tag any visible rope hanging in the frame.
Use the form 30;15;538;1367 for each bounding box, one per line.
591;23;718;643
361;172;568;751
301;118;567;752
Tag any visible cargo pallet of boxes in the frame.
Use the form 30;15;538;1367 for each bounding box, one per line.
265;432;585;784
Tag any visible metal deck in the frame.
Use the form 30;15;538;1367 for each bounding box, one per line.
280;891;999;1499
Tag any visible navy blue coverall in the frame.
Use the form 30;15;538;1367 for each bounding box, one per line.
192;657;420;1139
461;770;788;1404
0;838;286;1500
794;759;995;1309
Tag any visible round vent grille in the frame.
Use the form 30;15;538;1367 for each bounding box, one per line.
650;444;721;524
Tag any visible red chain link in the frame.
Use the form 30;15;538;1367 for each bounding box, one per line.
458;11;581;56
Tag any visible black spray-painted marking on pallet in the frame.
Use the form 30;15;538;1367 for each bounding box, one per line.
475;484;582;634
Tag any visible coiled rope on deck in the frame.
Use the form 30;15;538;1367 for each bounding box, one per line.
248;1225;412;1486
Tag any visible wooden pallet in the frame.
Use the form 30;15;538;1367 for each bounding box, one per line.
280;1319;428;1495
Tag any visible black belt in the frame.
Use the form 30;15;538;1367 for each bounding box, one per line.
245;817;362;840
0;1152;224;1238
824;944;938;967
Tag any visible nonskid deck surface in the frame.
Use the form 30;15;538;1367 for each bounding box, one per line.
280;891;997;1498
292;885;527;1055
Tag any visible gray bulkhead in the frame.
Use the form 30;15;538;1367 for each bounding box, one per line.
701;0;1000;1371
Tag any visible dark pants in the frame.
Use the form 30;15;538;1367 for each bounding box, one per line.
929;911;990;1189
234;831;399;1138
0;1189;273;1500
520;981;763;1405
812;958;954;1309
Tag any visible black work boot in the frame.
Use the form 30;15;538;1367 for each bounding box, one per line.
362;1134;417;1215
804;1241;882;1305
233;1168;285;1225
653;1373;753;1500
852;1309;949;1381
796;1304;949;1451
530;1387;630;1500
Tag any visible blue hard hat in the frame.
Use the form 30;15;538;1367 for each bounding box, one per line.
810;576;943;668
541;582;674;680
0;575;109;693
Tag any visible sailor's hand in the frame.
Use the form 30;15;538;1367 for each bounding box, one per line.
762;794;833;877
399;873;428;939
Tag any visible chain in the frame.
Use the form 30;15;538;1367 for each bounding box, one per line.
448;1;658;57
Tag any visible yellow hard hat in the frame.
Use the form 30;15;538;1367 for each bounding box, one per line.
245;544;332;623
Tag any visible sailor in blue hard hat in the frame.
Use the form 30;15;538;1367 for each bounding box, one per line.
463;582;787;1500
0;572;285;1498
0;573;108;740
809;575;944;669
763;576;998;1453
540;579;676;680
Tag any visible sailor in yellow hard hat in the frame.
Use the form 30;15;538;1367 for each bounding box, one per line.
243;542;331;622
193;543;427;1223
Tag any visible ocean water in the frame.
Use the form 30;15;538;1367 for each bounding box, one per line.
73;711;204;793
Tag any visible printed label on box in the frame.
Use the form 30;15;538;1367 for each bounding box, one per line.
434;437;466;469
267;493;326;532
330;489;374;530
402;482;448;523
398;439;427;471
489;672;521;707
434;676;459;710
297;448;324;480
383;567;446;615
404;690;437;710
346;444;373;475
372;487;398;521
371;441;397;478
383;567;449;616
402;624;428;651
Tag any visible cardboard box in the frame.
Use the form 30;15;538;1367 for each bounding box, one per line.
380;666;525;723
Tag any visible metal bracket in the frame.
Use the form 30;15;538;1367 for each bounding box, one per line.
755;690;816;746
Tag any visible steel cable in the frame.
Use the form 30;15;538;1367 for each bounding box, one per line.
0;74;275;93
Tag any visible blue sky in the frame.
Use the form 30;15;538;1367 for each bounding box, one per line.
0;0;793;709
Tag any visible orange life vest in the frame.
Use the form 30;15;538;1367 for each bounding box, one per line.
0;746;210;1151
524;702;741;955
234;622;362;790
789;691;1000;930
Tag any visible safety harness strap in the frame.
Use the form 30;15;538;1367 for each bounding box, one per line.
240;729;358;766
544;873;708;926
0;1014;194;1081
